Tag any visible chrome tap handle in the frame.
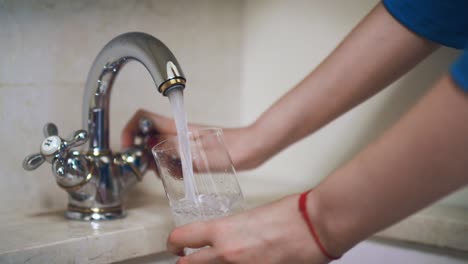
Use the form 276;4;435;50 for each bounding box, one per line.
43;123;58;137
131;118;156;147
66;130;88;149
22;123;89;171
23;123;63;171
115;118;155;183
23;153;45;171
139;118;153;135
49;127;91;188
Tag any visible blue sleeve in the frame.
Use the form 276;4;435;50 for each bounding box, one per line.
451;50;468;92
383;0;468;92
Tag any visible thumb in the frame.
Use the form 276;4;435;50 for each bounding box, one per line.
167;221;215;255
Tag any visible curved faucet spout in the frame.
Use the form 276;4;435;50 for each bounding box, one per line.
23;32;186;220
83;32;185;152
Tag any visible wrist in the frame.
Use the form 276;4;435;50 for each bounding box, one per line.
224;123;267;170
305;190;347;258
243;121;274;167
222;125;260;170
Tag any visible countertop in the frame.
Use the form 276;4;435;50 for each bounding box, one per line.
0;190;467;263
376;205;468;251
0;195;174;264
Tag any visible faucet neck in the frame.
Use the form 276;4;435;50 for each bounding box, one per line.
82;32;185;152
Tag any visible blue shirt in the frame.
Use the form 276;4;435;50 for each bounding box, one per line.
383;0;468;91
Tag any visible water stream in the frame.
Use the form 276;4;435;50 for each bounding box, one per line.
167;88;198;203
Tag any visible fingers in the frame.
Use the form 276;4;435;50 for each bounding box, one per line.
121;110;142;148
176;248;218;264
121;109;175;148
167;221;215;255
155;151;184;179
121;108;211;149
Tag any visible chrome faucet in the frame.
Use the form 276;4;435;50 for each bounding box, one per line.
23;32;186;220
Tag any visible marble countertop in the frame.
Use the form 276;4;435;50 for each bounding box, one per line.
0;190;467;263
0;188;277;264
0;195;174;264
376;205;468;251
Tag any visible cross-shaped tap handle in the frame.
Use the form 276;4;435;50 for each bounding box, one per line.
23;123;88;171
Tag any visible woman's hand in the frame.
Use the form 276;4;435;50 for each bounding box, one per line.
167;194;329;264
121;109;264;172
122;109;186;149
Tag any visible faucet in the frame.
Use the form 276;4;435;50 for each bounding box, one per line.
22;32;186;221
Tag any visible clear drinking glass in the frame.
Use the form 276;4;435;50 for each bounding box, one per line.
152;128;244;227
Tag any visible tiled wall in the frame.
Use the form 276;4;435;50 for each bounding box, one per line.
0;0;243;213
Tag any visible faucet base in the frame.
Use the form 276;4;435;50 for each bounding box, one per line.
65;204;126;221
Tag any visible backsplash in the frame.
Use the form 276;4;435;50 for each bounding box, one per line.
0;0;243;213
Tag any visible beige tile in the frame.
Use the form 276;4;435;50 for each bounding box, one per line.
0;0;242;213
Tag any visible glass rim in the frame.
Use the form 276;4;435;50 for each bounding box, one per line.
152;127;223;153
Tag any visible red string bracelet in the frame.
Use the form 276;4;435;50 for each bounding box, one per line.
299;191;341;261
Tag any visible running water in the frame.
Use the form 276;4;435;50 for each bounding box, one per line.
167;88;197;203
171;193;244;255
171;193;244;226
165;87;244;255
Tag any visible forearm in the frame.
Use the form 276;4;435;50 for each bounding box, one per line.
248;3;438;166
310;75;468;256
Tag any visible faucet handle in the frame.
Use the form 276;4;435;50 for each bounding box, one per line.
23;129;62;171
139;118;153;135
23;123;89;171
132;118;157;147
23;153;46;171
43;123;58;137
65;130;88;149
